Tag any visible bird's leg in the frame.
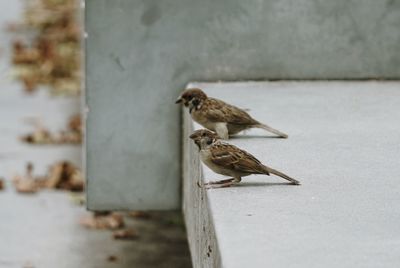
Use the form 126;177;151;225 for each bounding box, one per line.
204;178;235;185
205;177;241;189
197;178;234;188
215;122;229;139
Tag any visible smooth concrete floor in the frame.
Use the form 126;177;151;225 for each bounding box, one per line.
188;81;400;268
0;186;191;268
0;2;191;267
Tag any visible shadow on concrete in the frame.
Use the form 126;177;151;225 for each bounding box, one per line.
230;135;285;139
206;182;296;189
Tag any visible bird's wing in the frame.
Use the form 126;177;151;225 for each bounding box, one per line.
203;98;259;125
210;143;268;174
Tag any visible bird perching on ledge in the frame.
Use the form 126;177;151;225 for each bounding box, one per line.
176;88;288;139
189;129;300;189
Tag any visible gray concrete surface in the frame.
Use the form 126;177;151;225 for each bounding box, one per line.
182;111;221;268
85;0;400;210
0;188;191;268
0;2;191;267
183;81;400;268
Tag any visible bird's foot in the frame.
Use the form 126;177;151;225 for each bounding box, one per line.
204;178;235;185
203;178;238;189
204;182;235;189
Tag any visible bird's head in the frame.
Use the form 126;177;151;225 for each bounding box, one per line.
175;88;208;113
189;129;219;150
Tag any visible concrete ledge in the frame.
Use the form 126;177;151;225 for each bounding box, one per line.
182;81;400;268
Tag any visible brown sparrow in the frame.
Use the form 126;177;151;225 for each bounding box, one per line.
176;88;288;139
189;129;300;188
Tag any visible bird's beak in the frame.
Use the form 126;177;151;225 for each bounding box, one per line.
189;133;201;150
175;97;182;104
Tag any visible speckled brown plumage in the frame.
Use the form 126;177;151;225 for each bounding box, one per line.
176;88;288;139
189;129;300;188
209;143;269;176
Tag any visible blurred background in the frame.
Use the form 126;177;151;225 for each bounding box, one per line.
3;0;399;267
0;1;191;267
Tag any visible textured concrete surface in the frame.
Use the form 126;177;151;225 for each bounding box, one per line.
85;0;400;210
0;2;191;267
183;81;400;268
0;188;191;268
182;112;221;268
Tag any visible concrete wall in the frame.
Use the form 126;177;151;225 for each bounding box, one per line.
85;0;400;210
182;111;221;268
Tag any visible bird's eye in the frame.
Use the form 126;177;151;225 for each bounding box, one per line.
187;95;193;100
206;140;212;145
192;99;200;106
202;133;206;137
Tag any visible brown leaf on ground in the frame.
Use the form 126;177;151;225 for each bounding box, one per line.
12;41;40;64
58;114;82;144
68;114;81;133
128;211;152;219
14;177;38;194
20;117;54;144
12;161;84;193
21;126;53;144
113;228;139;240
46;161;84;191
13;162;38;194
107;255;118;262
79;213;125;230
9;0;81;95
21;115;82;145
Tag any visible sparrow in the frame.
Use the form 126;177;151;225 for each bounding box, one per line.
189;129;300;188
176;88;288;139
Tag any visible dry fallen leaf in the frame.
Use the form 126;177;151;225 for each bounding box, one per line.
9;0;81;95
107;255;118;262
21;127;53;144
79;212;125;230
128;211;151;219
46;161;84;191
68;113;82;133
13;163;38;194
12;161;84;193
21;115;82;145
113;228;139;240
13;175;38;194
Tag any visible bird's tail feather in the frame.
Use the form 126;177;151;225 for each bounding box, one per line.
255;124;288;138
266;167;300;185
